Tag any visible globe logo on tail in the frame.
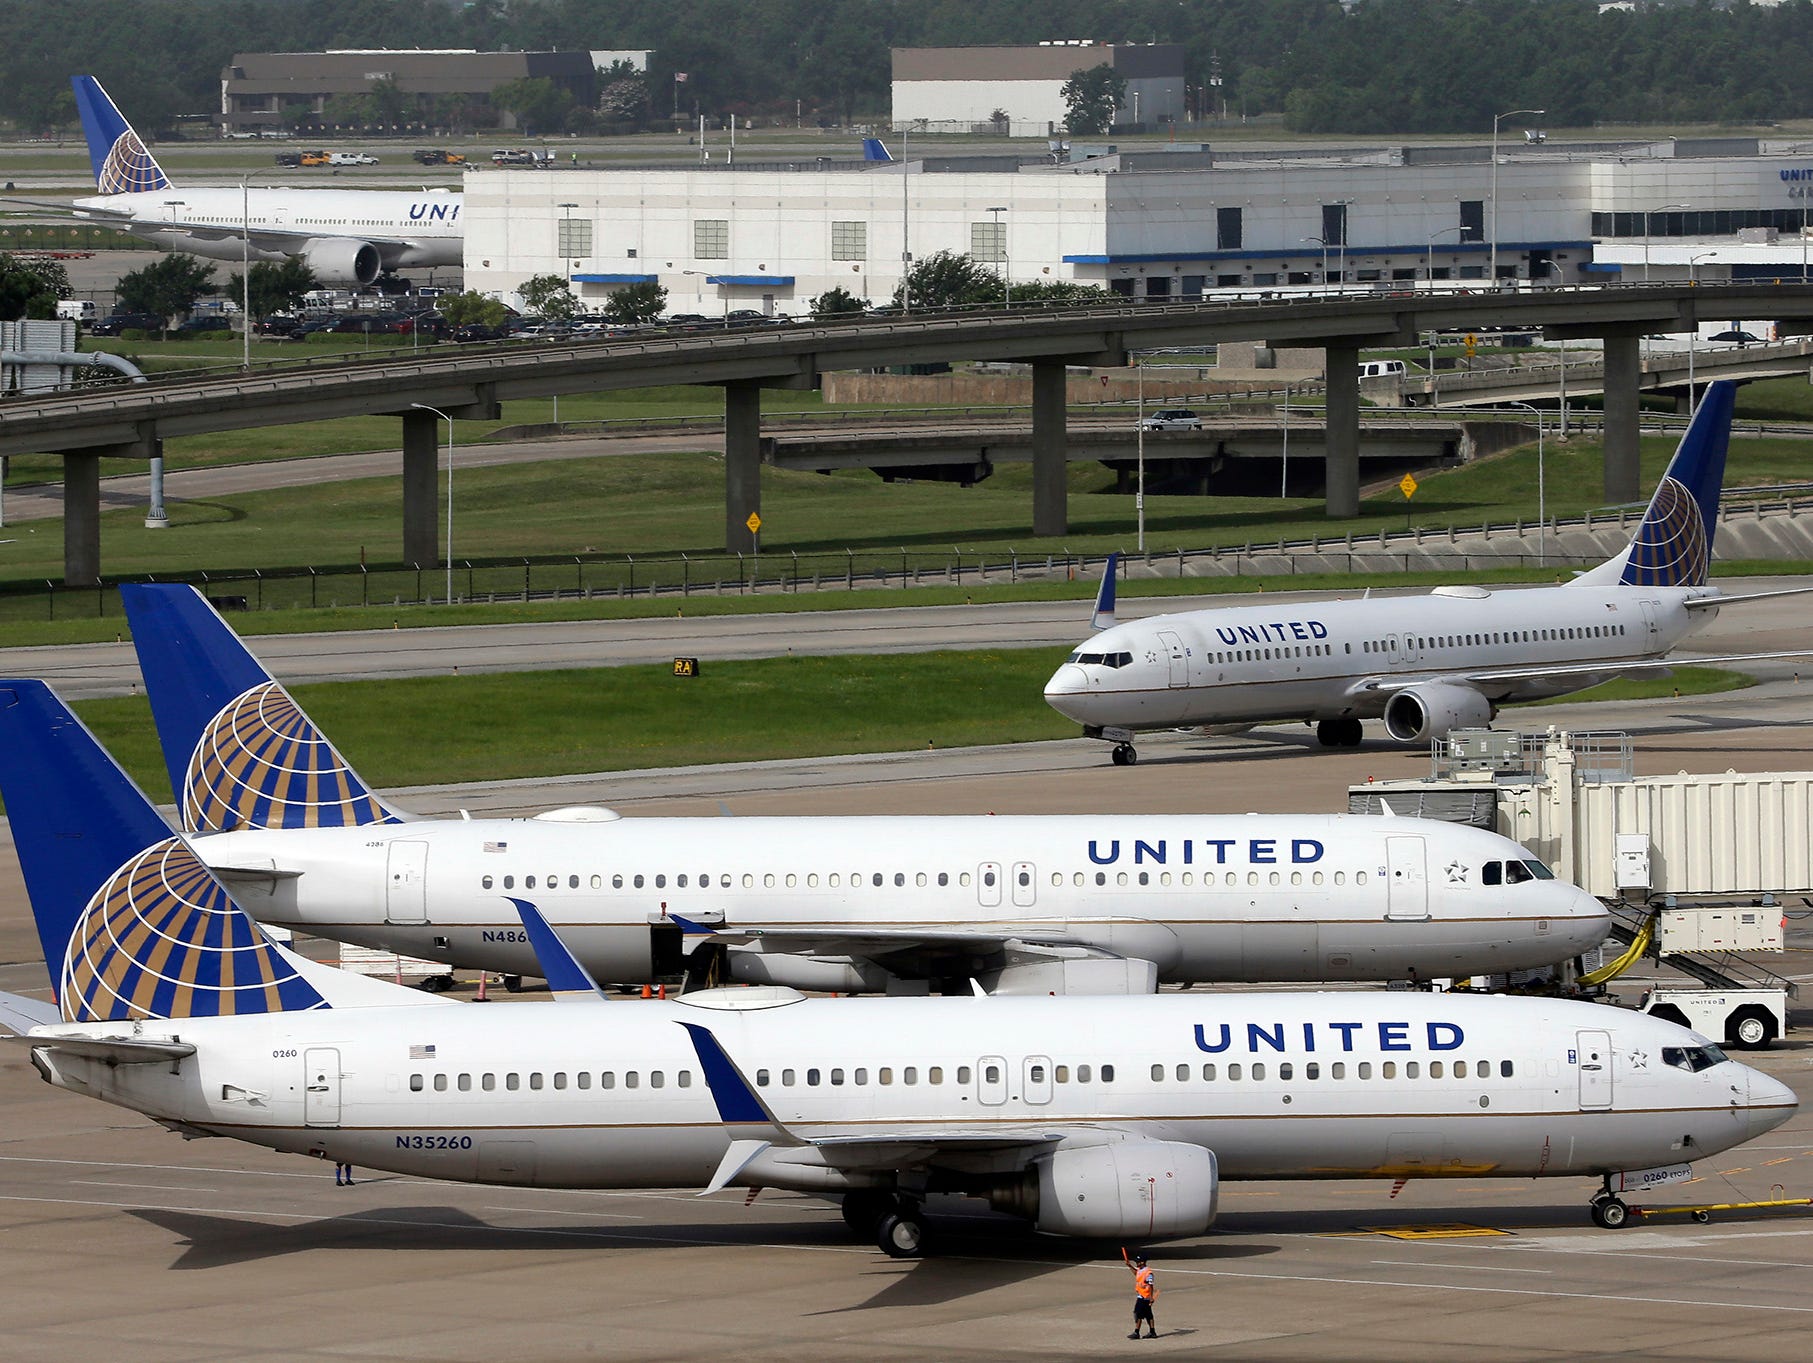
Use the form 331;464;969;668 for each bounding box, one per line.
62;838;326;1023
98;129;167;195
1619;477;1709;587
184;681;399;832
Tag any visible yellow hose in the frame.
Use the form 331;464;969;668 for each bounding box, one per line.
1577;910;1655;987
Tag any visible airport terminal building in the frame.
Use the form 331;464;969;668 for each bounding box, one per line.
461;136;1813;316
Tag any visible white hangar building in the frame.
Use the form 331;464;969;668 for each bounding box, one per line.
460;136;1813;317
890;43;1188;136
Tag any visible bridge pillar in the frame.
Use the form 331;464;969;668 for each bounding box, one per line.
725;382;762;553
63;453;100;588
1602;333;1642;504
1323;343;1361;517
401;408;441;569
1031;361;1068;537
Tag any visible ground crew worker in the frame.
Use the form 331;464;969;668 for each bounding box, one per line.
1127;1251;1158;1339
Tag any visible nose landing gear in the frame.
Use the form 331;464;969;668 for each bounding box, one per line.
1111;742;1139;766
1316;718;1365;748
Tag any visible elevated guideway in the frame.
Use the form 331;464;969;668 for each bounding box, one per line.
1399;336;1813;409
10;282;1813;586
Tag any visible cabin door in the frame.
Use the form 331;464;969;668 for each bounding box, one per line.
1156;631;1189;686
385;840;429;924
1384;836;1430;920
977;1055;1009;1106
977;862;1003;908
1011;861;1037;907
1576;1030;1613;1109
1023;1055;1054;1105
303;1047;341;1127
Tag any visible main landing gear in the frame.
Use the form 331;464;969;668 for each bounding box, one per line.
1590;1177;1631;1229
842;1190;929;1258
1111;742;1139;766
1316;718;1365;749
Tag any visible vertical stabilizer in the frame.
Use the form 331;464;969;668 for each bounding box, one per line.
0;681;332;1022
1570;380;1734;589
70;75;170;195
120;584;404;832
861;137;894;163
1091;553;1120;631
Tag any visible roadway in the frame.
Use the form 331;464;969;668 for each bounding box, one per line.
2;687;1813;1359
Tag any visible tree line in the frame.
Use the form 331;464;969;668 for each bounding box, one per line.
3;0;1812;139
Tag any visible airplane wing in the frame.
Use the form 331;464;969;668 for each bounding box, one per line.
1353;647;1813;697
4;195;137;219
0;990;60;1034
674;918;1132;970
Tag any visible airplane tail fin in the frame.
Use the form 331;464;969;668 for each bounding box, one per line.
120;584;404;833
861;137;894;163
1091;553;1120;631
1570;380;1734;589
0;680;408;1022
71;75;170;195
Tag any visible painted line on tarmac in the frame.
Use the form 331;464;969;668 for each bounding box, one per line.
1368;1258;1552;1274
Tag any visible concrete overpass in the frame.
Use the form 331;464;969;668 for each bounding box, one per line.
8;282;1813;585
1401;336;1813;409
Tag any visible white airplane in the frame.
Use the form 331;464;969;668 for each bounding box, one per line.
38;76;461;286
1047;381;1813;763
120;585;1610;995
0;679;1793;1256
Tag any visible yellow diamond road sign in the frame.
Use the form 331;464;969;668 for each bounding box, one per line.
746;512;762;534
1399;473;1418;499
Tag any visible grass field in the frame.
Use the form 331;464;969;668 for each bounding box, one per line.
56;656;1750;808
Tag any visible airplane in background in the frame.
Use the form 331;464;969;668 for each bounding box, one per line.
0;678;1792;1256
119;583;1609;996
1046;381;1813;764
39;76;462;286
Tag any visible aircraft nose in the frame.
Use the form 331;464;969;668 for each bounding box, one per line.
1743;1067;1798;1138
1044;663;1089;698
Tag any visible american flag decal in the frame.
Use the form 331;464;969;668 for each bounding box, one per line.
410;1044;437;1059
483;841;508;853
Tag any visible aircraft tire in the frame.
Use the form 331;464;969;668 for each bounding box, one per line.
1316;720;1342;748
841;1190;894;1236
877;1210;927;1258
1111;744;1138;766
1591;1197;1629;1229
502;974;524;993
1729;1009;1775;1050
1339;718;1365;747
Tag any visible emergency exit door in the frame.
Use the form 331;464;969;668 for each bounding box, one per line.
303;1047;341;1127
386;840;429;924
1577;1030;1613;1109
1385;836;1430;921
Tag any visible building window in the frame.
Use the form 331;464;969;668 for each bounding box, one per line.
1216;206;1243;250
694;219;729;259
1459;200;1484;243
831;221;867;261
1321;202;1347;249
970;219;1005;263
557;217;592;257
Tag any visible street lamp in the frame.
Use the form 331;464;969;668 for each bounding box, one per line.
680;269;725;317
1644;202;1689;283
1508;400;1547;566
1489;108;1544;283
410;403;455;603
554;202;578;424
1426;225;1463;289
1300;235;1329;291
1538;259;1569;435
986;205;1009;306
239;175;255;371
1688;251;1719;412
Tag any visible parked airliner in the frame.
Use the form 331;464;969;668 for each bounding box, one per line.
121;585;1609;995
0;680;1792;1255
43;76;461;285
1047;382;1813;763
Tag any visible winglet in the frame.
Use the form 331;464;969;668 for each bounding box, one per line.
70;75;170;195
668;913;720;937
677;1021;792;1134
508;898;607;1001
1091;553;1120;632
121;583;404;832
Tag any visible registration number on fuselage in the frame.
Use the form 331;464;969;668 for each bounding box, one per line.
481;930;528;943
396;1134;474;1150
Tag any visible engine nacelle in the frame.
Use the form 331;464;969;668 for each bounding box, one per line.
297;238;382;286
1382;681;1494;743
725;947;893;994
993;1140;1218;1239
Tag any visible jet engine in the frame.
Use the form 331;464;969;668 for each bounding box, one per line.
990;1140;1218;1238
1382;681;1494;743
297;238;382;286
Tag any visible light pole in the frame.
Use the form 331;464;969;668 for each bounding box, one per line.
1136;356;1146;552
1426;224;1463;289
410;403;455;603
1508;400;1547;566
554;201;578;424
1538;259;1569;435
986;205;1009;306
239;176;254;371
1301;235;1329;291
1688;251;1719;412
1490;108;1544;283
1643;202;1689;283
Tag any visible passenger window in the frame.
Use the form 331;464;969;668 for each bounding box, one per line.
677;875;688;888
1175;1064;1188;1081
1138;872;1148;886
654;875;665;889
938;872;949;887
831;1068;845;1086
1406;1062;1421;1079
679;1073;692;1087
879;1068;892;1085
1151;1064;1165;1082
1252;1063;1266;1080
625;1072;640;1089
782;1069;796;1086
434;1074;448;1091
482;1073;496;1091
1453;1060;1468;1078
895;873;905;887
481;875;493;890
588;876;598;889
503;875;515;889
1305;1063;1319;1079
506;1073;520;1090
958;1066;973;1084
1101;1064;1115;1082
1201;1063;1216;1080
764;874;776;888
602;1072;615;1089
577;1073;591;1090
1096;872;1107;886
1500;1061;1514;1077
651;1071;664;1088
458;1074;472;1091
854;1068;868;1084
929;1067;943;1084
1228;1063;1242;1080
410;1074;424;1091
1381;1062;1395;1079
806;873;817;887
1077;1065;1092;1082
1355;871;1368;885
530;1072;543;1090
1055;1065;1069;1083
1356;1062;1369;1079
1429;1061;1444;1079
904;1067;918;1084
525;876;536;890
1279;1063;1293;1080
634;875;645;889
808;1069;821;1086
613;875;623;889
984;1064;1001;1083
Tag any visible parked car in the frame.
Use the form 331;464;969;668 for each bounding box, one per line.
411;149;466;165
255;315;303;337
452;322;505;343
1137;408;1203;431
292;315;343;337
88;311;164;336
273;151;303;168
491;149;536;165
1709;329;1763;346
327;152;379;167
300;151;330;167
331;312;407;334
173;315;232;336
725;309;768;326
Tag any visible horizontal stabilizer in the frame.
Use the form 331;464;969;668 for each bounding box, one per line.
1683;585;1813;609
0;991;61;1035
22;1034;197;1065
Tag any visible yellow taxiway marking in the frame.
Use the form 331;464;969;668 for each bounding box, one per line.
1352;1224;1511;1240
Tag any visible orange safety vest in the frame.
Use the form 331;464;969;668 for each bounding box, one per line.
1135;1266;1156;1301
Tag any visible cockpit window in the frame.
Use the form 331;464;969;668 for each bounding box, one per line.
1661;1045;1727;1073
1522;859;1555;880
1483;861;1502;886
1069;651;1133;669
1501;860;1553;884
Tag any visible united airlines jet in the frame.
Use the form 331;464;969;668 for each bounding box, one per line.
40;77;461;286
0;680;1792;1256
120;585;1609;995
1047;382;1813;763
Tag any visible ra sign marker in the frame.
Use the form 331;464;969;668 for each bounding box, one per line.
1399;472;1418;499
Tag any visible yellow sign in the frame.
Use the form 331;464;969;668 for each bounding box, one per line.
1399;472;1418;499
672;656;700;678
745;512;762;534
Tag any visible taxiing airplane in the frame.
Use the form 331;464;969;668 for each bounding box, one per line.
1046;382;1813;763
120;585;1609;995
0;679;1792;1256
42;76;462;286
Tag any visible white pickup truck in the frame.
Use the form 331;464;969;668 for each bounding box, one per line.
1639;987;1787;1050
327;152;379;166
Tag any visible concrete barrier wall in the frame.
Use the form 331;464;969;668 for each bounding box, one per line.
821;371;1274;406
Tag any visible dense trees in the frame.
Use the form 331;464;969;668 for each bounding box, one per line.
224;260;319;320
0;253;68;321
6;0;1813;138
602;281;667;324
517;272;580;320
1061;64;1125;136
114;255;216;325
